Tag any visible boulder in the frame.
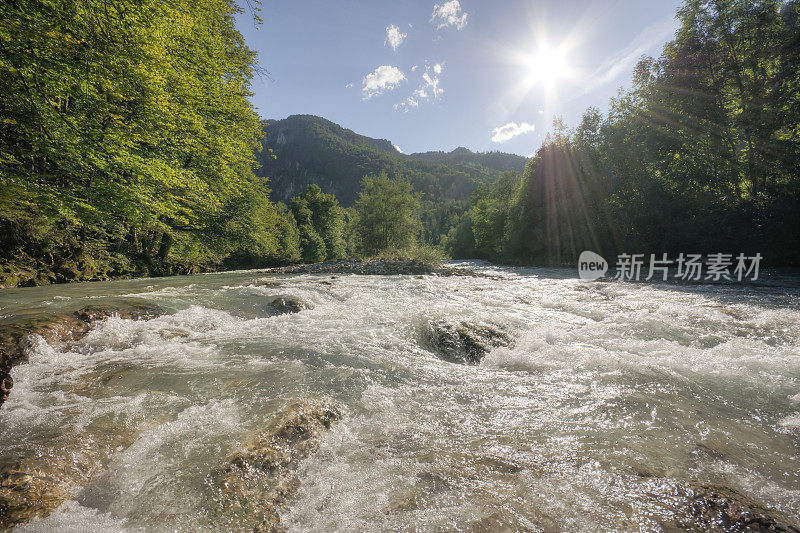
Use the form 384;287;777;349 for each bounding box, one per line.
0;425;138;529
0;301;164;407
209;396;342;532
0;457;74;528
420;319;514;365
666;483;800;532
266;295;313;315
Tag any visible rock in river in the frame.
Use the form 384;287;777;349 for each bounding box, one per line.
0;301;164;407
266;295;313;315
667;482;800;532
0;424;138;529
420;319;514;365
209;396;343;532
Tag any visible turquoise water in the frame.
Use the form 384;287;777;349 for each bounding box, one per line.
1;264;799;531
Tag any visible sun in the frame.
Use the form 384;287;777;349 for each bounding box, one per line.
526;44;569;88
499;36;578;116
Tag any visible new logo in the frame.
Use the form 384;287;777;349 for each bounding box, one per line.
578;250;608;281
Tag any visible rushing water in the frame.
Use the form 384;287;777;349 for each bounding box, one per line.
1;262;799;532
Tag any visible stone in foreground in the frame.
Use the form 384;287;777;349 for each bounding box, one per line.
266;295;313;315
209;396;343;532
667;483;800;532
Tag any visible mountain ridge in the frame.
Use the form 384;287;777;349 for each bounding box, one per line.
255;115;527;205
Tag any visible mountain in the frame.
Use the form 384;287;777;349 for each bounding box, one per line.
255;115;528;205
407;147;527;174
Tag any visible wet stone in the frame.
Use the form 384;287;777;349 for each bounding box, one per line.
664;483;800;532
420;319;514;365
0;426;138;529
0;301;165;408
208;396;343;532
266;295;313;315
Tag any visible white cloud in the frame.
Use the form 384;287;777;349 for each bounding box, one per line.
431;0;468;30
411;65;419;72
385;24;407;51
422;63;444;98
422;73;441;97
396;63;444;111
491;122;535;143
345;83;353;89
393;144;404;153
395;96;419;112
362;65;407;98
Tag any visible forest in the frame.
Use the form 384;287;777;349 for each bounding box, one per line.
446;0;800;266
256;114;528;206
1;0;798;288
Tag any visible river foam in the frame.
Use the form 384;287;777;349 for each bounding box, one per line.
1;265;798;531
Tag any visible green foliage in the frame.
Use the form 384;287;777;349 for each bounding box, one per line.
452;0;800;267
441;212;477;259
405;147;527;174
289;184;346;262
407;244;449;264
256;115;524;206
0;0;299;285
341;207;360;256
298;227;327;263
355;173;422;256
420;199;466;246
367;244;448;264
273;203;302;264
470;171;523;260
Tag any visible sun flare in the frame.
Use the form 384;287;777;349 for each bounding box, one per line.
526;44;569;88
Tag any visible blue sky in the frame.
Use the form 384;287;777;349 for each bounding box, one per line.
236;0;684;157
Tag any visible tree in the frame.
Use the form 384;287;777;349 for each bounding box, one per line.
288;184;346;262
355;173;421;255
273;203;302;264
470;171;522;260
0;0;298;284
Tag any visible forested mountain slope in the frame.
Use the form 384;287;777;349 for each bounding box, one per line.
255;115;527;205
407;147;527;174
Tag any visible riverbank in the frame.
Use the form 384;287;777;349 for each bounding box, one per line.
0;256;485;290
257;258;493;278
0;252;206;290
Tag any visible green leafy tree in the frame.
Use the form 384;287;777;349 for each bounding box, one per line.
288;184;346;262
470;171;522;260
274;203;302;264
0;0;298;285
355;173;421;255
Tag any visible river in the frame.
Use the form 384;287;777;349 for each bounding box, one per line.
1;262;799;531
